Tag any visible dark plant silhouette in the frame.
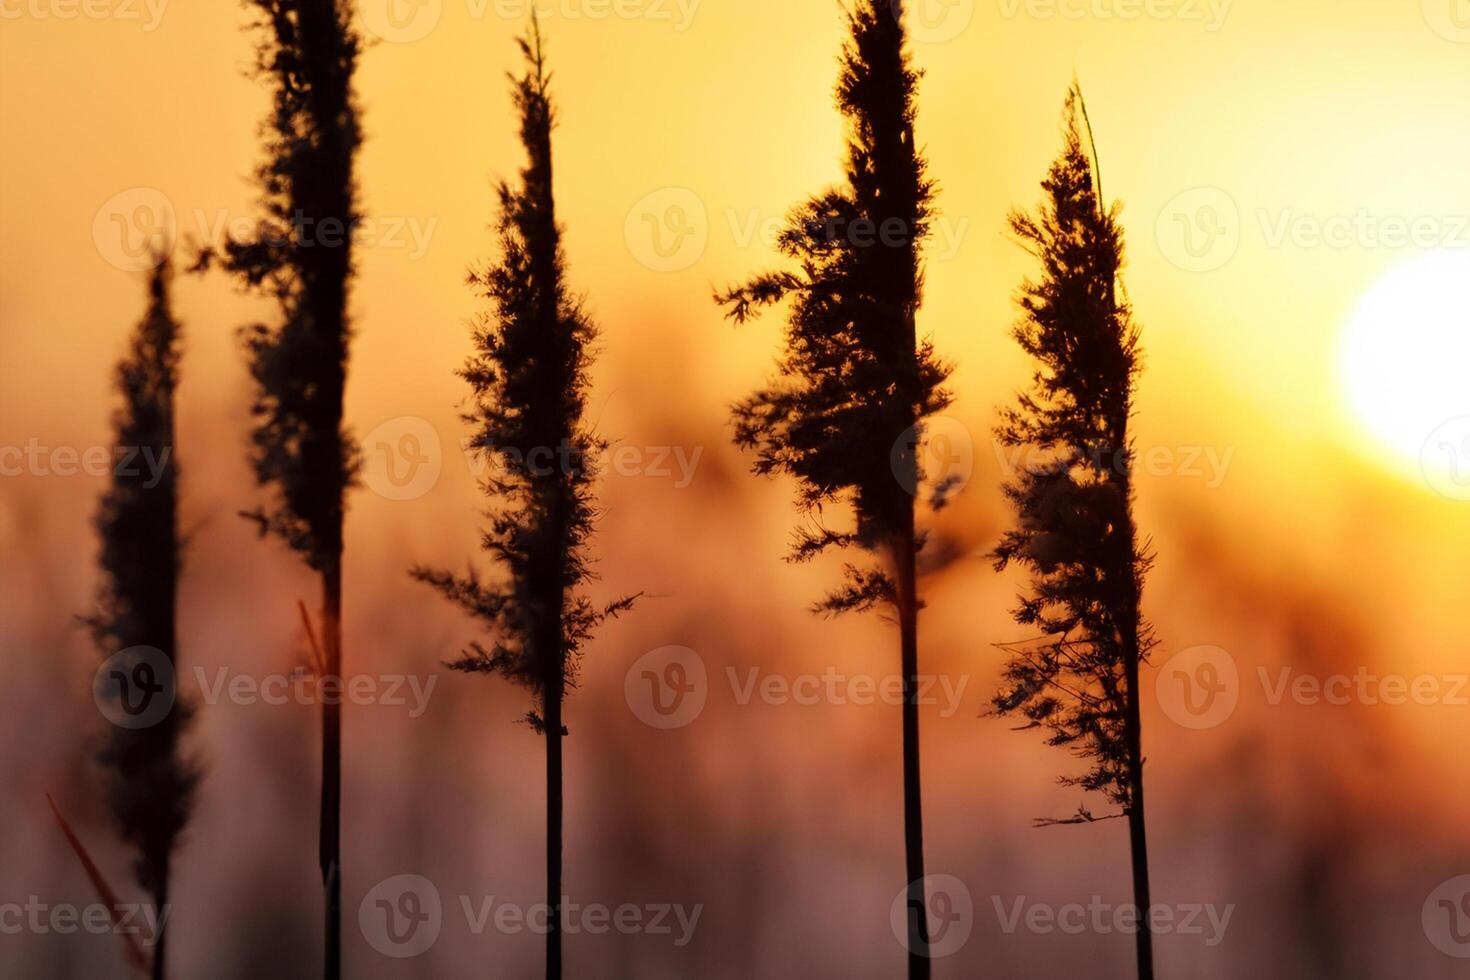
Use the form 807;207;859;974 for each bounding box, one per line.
82;257;198;980
194;2;361;975
990;84;1158;980
714;2;949;975
412;24;635;980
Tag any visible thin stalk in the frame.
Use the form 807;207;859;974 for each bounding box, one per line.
151;873;168;980
545;679;564;980
897;521;930;980
321;573;343;980
1124;682;1155;980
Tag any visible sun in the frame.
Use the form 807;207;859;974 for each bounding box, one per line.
1337;250;1470;481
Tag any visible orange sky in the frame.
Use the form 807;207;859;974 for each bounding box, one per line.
3;3;1470;977
6;0;1469;682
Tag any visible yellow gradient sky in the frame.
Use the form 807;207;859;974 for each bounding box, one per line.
3;5;1470;974
4;1;1470;683
1;0;1468;712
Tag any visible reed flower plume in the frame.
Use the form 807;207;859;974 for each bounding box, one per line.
714;3;949;974
83;256;198;980
193;2;362;974
412;23;635;979
991;84;1158;980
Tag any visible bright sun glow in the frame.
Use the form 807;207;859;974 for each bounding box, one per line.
1338;250;1470;479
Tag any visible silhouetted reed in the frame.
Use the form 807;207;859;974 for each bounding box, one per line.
411;23;636;980
193;2;362;975
81;257;198;980
715;3;949;975
991;84;1158;980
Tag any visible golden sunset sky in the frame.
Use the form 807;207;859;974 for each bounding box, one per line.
3;2;1469;977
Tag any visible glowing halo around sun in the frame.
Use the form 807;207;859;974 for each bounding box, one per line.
1337;249;1470;495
